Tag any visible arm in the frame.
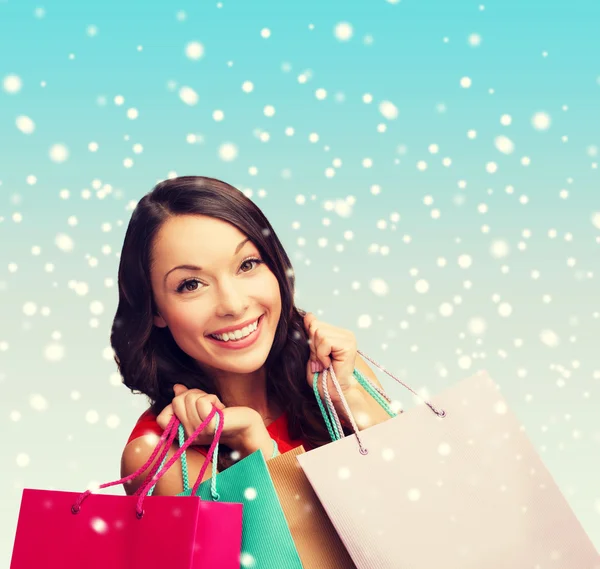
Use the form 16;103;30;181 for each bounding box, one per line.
302;312;395;433
121;412;276;497
335;353;393;431
157;387;276;468
226;412;277;462
120;438;213;496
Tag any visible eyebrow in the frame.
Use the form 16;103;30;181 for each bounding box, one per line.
163;237;251;285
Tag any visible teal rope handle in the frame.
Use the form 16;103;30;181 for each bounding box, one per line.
312;366;399;444
271;439;279;458
179;423;190;492
209;413;220;500
353;368;392;408
313;371;342;441
352;368;397;418
146;450;168;498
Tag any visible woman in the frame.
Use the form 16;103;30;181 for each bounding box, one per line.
115;176;392;496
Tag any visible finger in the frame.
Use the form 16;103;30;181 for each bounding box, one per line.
171;395;190;435
156;403;174;431
304;314;319;343
304;314;319;362
306;359;324;379
308;335;318;364
303;311;315;329
313;329;332;369
307;317;320;338
194;396;222;435
173;384;188;396
194;394;225;413
183;392;204;438
205;395;226;411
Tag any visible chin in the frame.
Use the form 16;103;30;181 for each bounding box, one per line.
216;354;269;375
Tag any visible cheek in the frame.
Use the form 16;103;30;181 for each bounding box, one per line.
259;273;282;310
168;304;211;332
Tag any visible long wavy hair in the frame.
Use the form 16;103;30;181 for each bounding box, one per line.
111;175;333;468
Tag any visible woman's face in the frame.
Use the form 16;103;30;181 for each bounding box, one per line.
150;214;282;376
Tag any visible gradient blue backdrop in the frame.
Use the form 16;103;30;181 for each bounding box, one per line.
1;0;599;564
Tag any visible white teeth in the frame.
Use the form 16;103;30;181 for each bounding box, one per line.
211;318;260;342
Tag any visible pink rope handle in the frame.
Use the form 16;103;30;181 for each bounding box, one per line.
322;366;369;455
71;413;180;514
191;410;223;497
133;416;181;497
71;405;222;518
135;406;224;518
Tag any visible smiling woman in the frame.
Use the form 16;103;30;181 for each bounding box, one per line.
150;213;282;383
113;176;391;496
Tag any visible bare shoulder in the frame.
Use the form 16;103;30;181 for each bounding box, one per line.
120;436;213;496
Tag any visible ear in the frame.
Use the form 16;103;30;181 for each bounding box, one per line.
153;312;168;328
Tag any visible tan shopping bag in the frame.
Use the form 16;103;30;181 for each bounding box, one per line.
298;360;600;569
267;446;357;569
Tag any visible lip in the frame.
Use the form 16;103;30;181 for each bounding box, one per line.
205;314;265;351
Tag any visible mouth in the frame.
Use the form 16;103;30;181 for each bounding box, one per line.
206;314;265;348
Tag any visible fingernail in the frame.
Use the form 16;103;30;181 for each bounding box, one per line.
310;361;318;373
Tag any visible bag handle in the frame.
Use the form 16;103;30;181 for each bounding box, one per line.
148;417;222;500
71;405;222;518
153;419;281;497
356;349;446;417
315;365;401;443
314;350;447;453
321;366;346;438
71;412;181;514
134;406;224;516
320;366;370;454
135;417;181;497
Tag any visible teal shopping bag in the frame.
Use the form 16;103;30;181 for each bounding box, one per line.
178;449;303;569
150;412;301;569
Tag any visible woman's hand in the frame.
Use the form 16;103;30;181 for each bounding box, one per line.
303;312;360;405
303;313;394;432
156;385;274;460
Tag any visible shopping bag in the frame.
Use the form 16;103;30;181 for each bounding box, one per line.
11;406;243;569
297;351;600;569
178;442;303;568
267;445;357;569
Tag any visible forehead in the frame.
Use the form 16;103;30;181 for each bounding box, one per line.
152;215;250;267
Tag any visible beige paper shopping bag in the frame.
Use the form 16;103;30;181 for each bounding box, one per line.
298;363;600;569
267;446;357;569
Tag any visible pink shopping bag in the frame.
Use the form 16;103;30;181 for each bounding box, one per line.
11;406;243;569
298;352;600;569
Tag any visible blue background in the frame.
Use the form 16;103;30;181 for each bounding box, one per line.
1;0;599;563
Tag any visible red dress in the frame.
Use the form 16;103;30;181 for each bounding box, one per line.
127;408;310;462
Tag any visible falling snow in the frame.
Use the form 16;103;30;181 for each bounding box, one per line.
1;4;599;561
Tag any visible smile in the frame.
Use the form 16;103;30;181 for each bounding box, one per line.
206;315;265;350
210;317;259;342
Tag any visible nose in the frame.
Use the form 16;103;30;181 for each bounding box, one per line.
214;278;249;318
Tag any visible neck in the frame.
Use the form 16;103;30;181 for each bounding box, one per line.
207;366;279;423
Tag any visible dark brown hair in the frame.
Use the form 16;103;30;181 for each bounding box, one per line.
110;176;333;467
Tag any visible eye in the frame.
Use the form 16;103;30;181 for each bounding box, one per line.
176;278;203;294
175;258;263;294
240;257;263;273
